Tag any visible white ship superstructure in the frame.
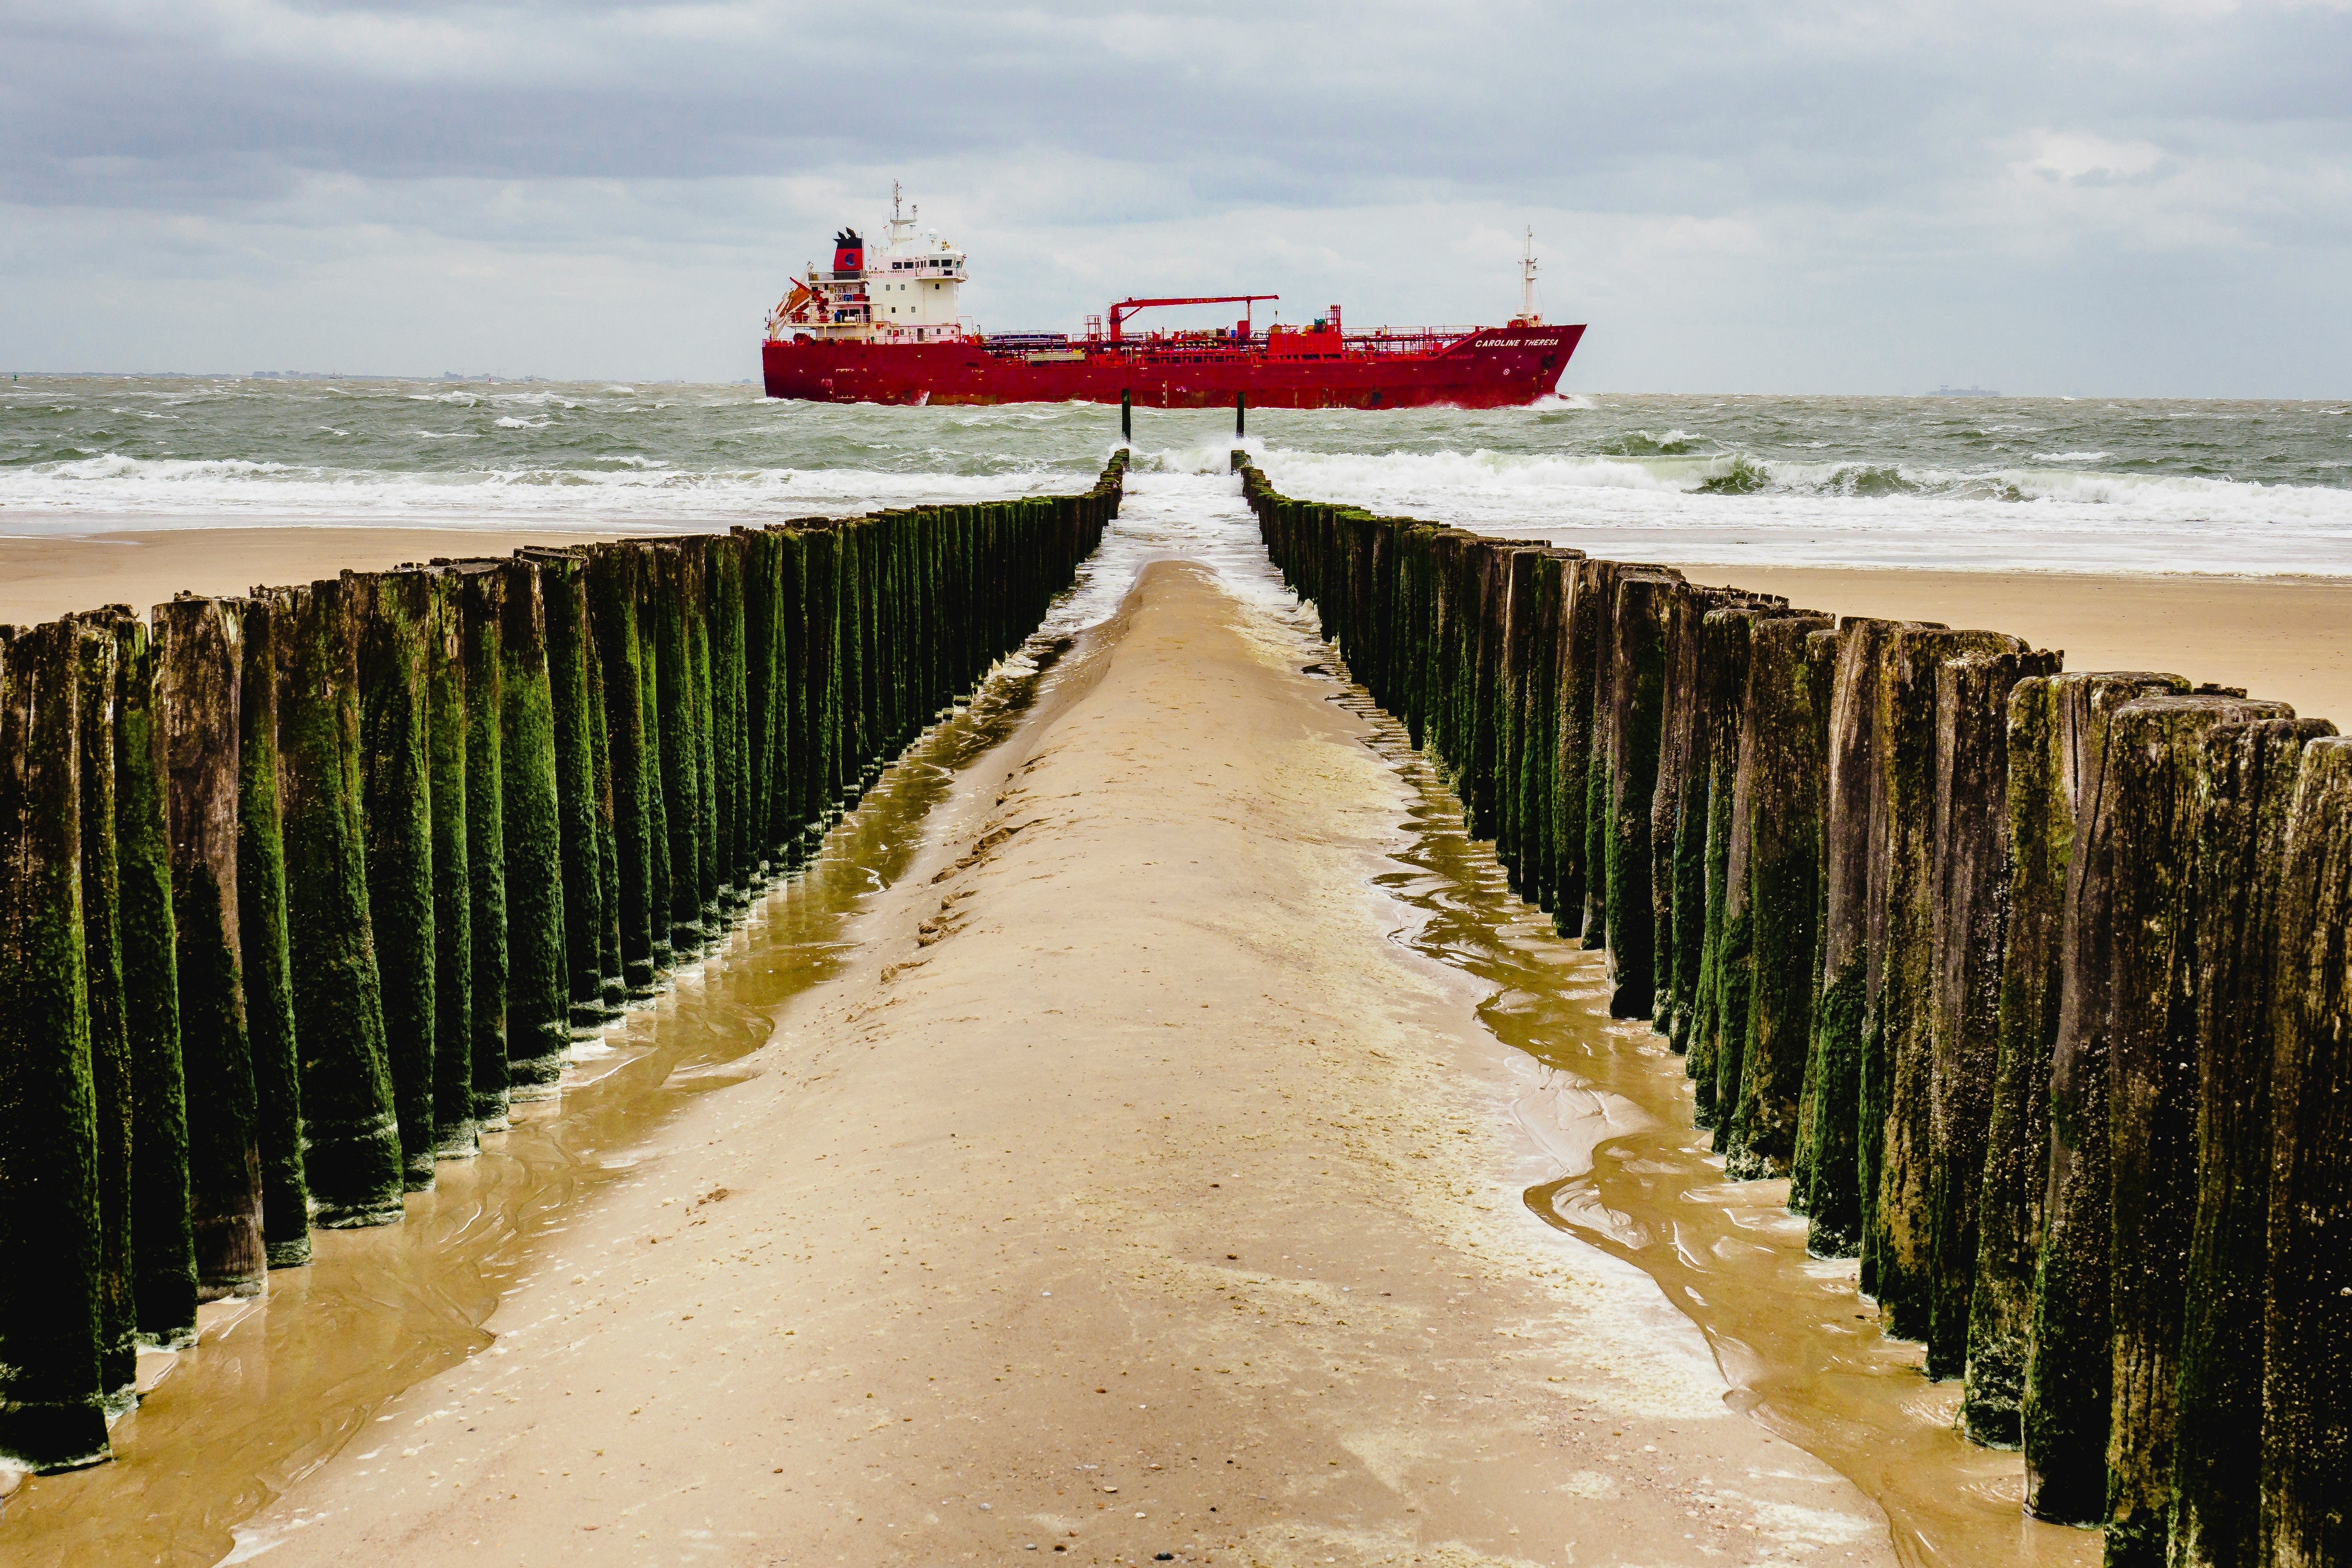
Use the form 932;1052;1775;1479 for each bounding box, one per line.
767;184;967;345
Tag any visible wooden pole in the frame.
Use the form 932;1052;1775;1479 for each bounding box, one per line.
235;596;309;1266
2166;715;2331;1566
1960;670;2185;1446
274;580;402;1228
1863;626;2024;1338
70;617;136;1414
1923;647;2059;1377
498;557;569;1098
350;570;439;1191
2260;732;2352;1564
1723;610;1837;1174
2026;691;2289;1524
154;597;259;1312
424;575;474;1158
0;618;109;1472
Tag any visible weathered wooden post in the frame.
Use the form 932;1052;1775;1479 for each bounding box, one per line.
528;550;607;1030
635;567;673;972
454;566;509;1130
0;619;109;1472
1723;610;1836;1175
1922;648;2059;1377
585;625;625;1011
2025;690;2290;1525
1793;618;1925;1257
2260;732;2352;1564
2104;693;2295;1561
236;596;309;1266
1863;626;2025;1337
1604;572;1681;1016
274;580;402;1227
1961;670;2185;1445
155;596;257;1315
1121;389;1131;443
350;570;438;1190
2166;716;2331;1567
71;618;136;1413
499;556;569;1097
653;545;705;955
1687;606;1761;1123
585;545;653;994
1651;586;1721;1049
424;576;473;1158
1236;390;1245;438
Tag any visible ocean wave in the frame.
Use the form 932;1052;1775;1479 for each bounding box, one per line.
1251;443;2352;520
0;451;1085;532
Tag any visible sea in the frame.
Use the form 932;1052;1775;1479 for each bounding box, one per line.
5;376;2350;576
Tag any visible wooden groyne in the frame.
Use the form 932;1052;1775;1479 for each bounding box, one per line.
0;455;1124;1473
1238;454;2346;1563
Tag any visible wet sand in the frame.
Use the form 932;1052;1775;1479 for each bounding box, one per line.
216;556;1898;1566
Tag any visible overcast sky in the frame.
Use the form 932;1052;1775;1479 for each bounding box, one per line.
3;0;2346;393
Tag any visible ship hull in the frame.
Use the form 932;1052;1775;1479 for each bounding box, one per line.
760;325;1584;409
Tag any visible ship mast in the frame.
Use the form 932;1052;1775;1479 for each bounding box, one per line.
1515;226;1542;327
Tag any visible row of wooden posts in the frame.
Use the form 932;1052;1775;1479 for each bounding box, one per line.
1239;455;2345;1568
0;454;1125;1474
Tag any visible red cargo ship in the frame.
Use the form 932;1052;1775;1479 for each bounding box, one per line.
761;191;1584;410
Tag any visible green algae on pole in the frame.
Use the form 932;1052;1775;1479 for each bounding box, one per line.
1793;617;1929;1259
2025;690;2289;1526
652;545;706;955
1686;606;1761;1126
2166;716;2332;1568
71;618;137;1412
273;580;403;1228
455;565;509;1129
1922;648;2060;1380
0;618;108;1472
2261;732;2352;1566
236;596;309;1267
585;545;653;995
154;598;257;1317
527;550;607;1030
424;577;474;1158
351;570;439;1190
1603;572;1681;1016
1862;626;2024;1339
499;556;570;1097
1961;670;2185;1447
1723;610;1837;1176
2099;693;2294;1563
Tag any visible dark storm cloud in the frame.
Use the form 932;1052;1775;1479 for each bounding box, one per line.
10;1;2337;217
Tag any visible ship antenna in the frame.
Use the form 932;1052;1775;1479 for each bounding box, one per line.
1519;226;1540;326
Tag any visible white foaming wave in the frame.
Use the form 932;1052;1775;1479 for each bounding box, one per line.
1244;443;2352;575
0;454;1091;534
1257;444;1692;496
1528;392;1598;411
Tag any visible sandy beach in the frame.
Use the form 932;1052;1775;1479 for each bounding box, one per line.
3;489;2342;1566
192;555;1887;1565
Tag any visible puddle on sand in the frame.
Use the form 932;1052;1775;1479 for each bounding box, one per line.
0;634;1074;1566
1332;684;2099;1568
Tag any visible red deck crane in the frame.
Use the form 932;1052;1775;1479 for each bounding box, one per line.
1106;295;1279;342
